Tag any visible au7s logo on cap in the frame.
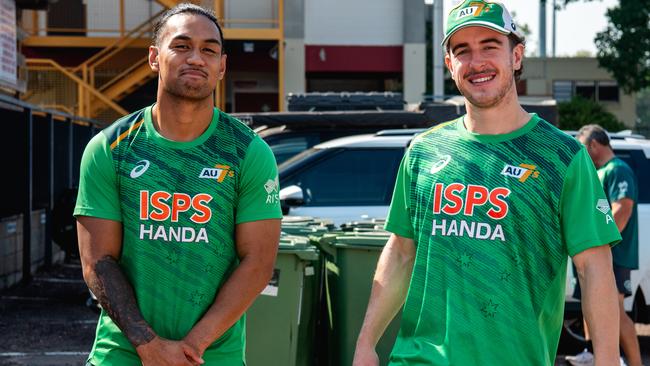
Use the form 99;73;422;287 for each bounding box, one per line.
457;2;493;19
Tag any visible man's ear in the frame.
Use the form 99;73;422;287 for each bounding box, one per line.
149;46;160;72
218;54;227;80
512;43;524;73
444;53;454;80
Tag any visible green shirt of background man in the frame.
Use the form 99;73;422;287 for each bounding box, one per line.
598;157;639;269
74;105;282;365
384;115;621;365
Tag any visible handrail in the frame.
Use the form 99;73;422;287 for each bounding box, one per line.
98;57;150;93
27;58;128;116
72;8;165;72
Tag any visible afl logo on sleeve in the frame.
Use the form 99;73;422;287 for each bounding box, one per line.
130;160;150;178
264;176;280;204
596;199;615;225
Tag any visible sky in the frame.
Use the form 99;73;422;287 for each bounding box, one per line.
426;0;619;57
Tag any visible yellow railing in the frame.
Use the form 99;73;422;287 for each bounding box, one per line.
21;0;280;38
24;58;127;124
21;0;285;113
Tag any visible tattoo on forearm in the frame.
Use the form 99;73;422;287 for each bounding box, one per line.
89;256;155;347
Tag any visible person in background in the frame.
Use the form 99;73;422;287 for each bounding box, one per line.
567;124;641;366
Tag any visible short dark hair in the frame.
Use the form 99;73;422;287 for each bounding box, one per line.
508;33;524;82
577;124;611;147
152;3;225;51
445;32;525;81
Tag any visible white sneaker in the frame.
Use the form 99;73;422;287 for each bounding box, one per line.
565;349;594;366
619;357;627;366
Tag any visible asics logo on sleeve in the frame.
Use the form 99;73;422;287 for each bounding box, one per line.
430;155;452;174
130;160;150;178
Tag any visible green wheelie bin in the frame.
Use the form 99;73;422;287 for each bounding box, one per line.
315;231;402;366
246;234;321;366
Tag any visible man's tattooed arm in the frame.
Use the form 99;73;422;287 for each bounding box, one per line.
87;255;156;347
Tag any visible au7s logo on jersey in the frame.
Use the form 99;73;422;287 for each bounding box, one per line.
199;164;234;183
501;164;540;183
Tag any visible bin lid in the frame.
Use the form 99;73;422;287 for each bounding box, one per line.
282;216;315;224
279;234;319;260
333;234;389;248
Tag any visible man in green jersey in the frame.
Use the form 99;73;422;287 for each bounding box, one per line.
353;1;622;365
569;124;641;366
74;4;282;365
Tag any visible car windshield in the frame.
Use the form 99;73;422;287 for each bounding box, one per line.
278;147;321;172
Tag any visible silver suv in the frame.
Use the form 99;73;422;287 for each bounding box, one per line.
278;130;421;226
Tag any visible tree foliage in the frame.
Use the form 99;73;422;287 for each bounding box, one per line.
562;0;650;93
558;96;627;131
594;0;650;93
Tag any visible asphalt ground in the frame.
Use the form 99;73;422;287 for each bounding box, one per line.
2;262;650;366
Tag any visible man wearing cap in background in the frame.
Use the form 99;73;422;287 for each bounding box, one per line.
567;124;642;366
353;1;621;365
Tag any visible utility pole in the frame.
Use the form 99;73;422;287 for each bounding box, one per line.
552;0;557;57
539;0;547;57
433;0;444;101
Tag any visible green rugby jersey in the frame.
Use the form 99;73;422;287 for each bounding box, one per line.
598;157;639;269
74;105;282;365
385;114;621;365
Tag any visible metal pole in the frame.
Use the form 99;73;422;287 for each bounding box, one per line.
278;0;285;111
552;0;556;57
44;113;54;268
539;0;546;57
433;0;444;102
22;108;33;284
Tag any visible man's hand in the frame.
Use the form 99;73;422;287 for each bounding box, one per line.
352;342;379;366
136;337;204;366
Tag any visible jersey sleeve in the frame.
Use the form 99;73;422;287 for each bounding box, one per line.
384;150;415;239
73;132;122;222
606;164;637;203
235;136;283;224
560;147;621;257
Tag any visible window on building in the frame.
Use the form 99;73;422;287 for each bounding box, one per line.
598;81;620;102
553;80;620;103
553;81;573;102
575;81;596;100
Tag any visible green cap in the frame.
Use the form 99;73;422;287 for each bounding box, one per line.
442;0;524;47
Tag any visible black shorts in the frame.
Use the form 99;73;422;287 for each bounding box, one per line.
573;265;633;299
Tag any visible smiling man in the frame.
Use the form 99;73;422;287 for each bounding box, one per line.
353;1;621;365
74;4;282;365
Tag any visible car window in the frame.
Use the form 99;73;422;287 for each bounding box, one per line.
265;133;321;165
270;137;312;164
283;148;404;206
614;149;650;204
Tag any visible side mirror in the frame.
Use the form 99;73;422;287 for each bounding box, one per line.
279;185;304;207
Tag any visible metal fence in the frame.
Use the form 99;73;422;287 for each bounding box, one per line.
0;94;101;288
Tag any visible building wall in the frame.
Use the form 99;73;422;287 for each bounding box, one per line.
304;0;403;45
283;0;306;107
522;57;637;127
86;0;163;37
226;0;277;29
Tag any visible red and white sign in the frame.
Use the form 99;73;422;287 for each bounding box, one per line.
0;0;16;88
